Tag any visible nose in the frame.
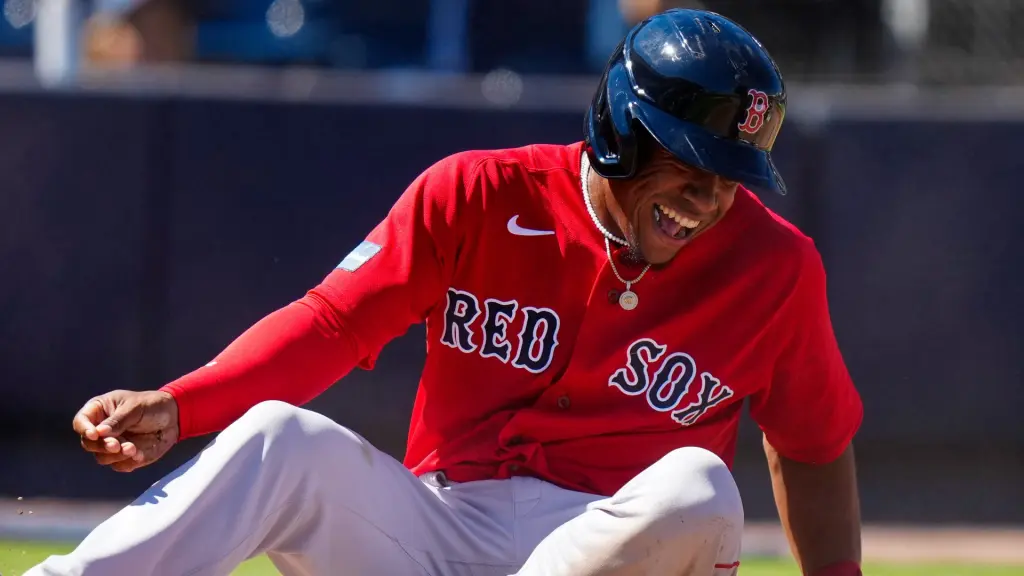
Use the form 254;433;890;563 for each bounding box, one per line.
681;179;719;214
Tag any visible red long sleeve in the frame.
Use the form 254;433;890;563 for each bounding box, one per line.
159;152;476;440
160;291;363;440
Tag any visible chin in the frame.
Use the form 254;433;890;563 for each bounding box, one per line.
638;243;679;267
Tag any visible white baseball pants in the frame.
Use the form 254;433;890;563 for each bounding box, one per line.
27;401;743;576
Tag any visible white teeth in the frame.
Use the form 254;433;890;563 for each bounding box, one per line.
657;204;700;229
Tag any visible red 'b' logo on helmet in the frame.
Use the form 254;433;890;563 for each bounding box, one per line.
738;89;770;135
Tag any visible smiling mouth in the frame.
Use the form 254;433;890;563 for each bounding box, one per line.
653;203;701;240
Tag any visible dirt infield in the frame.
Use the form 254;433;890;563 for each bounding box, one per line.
2;498;1022;565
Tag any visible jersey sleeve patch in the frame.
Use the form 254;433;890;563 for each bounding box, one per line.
337;240;382;272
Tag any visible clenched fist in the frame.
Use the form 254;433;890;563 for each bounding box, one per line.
72;390;180;473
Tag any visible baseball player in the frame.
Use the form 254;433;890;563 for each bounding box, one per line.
31;9;863;576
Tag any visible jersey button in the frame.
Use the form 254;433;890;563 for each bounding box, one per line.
509;464;521;473
556;395;571;409
607;289;620;303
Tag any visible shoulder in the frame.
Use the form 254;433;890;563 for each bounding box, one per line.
738;188;823;275
395;143;582;238
420;142;582;191
721;188;827;309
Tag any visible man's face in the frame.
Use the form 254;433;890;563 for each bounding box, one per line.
606;145;739;266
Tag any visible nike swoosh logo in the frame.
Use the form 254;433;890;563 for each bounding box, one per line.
507;215;555;237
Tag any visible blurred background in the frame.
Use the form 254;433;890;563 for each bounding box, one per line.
0;0;1023;573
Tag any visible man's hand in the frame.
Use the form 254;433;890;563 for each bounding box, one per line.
72;390;180;473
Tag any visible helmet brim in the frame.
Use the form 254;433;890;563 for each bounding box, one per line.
632;99;788;196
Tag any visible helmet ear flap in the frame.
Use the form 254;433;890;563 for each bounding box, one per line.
585;60;640;178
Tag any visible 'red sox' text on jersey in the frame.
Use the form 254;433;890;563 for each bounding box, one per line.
297;141;862;497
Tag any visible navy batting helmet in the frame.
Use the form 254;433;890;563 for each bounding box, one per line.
585;9;787;195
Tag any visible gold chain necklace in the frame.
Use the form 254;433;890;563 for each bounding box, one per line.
581;153;651;311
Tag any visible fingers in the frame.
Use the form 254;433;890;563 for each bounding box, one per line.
121;430;167;464
93;448;137;466
91;433;158;471
80;435;122;454
106;438;157;473
72;399;107;441
110;437;154;473
86;438;142;460
96;401;141;438
120;440;139;459
110;458;145;473
73;392;139;440
71;390;174;473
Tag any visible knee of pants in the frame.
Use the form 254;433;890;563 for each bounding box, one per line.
226;400;373;471
626;446;743;535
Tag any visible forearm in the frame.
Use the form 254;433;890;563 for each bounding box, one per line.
765;438;862;575
161;291;362;440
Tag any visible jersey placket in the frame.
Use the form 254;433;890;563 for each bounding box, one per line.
493;244;651;478
544;243;652;400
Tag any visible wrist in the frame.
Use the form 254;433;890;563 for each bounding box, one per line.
156;384;186;441
811;560;861;576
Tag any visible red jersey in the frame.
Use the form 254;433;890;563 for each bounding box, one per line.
163;141;862;497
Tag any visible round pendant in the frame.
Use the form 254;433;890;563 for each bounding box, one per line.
618;290;638;310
